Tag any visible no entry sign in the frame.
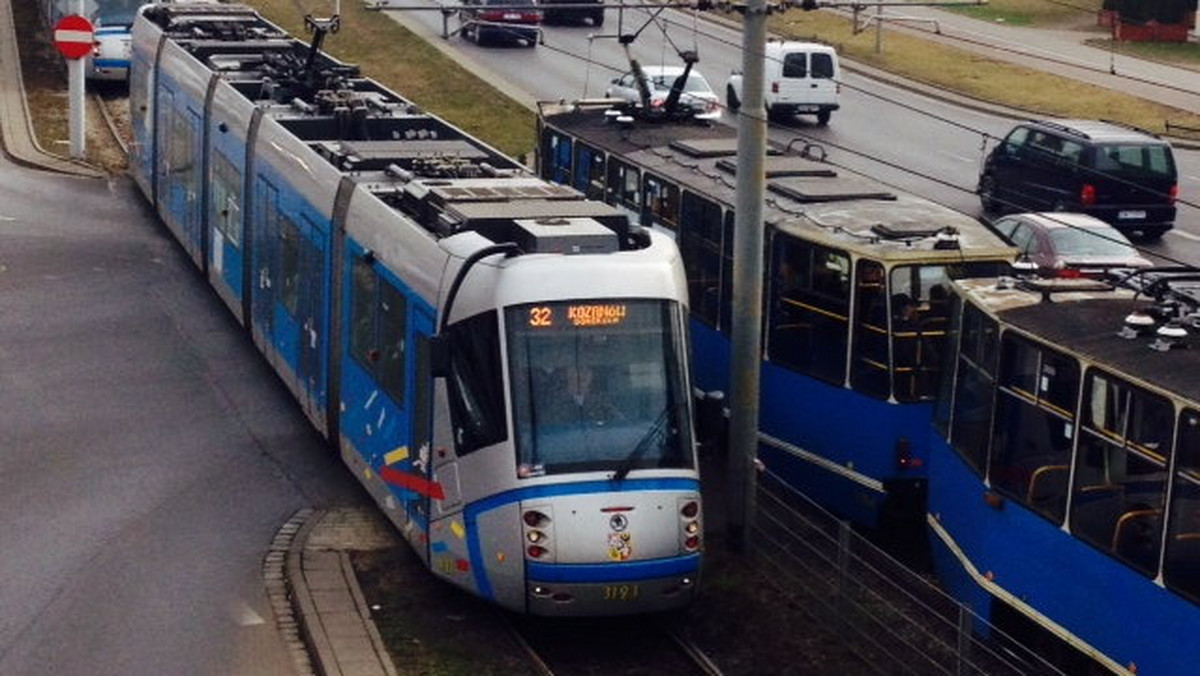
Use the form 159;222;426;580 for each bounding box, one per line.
54;14;95;60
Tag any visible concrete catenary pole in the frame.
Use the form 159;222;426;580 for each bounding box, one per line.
69;0;86;159
727;0;768;552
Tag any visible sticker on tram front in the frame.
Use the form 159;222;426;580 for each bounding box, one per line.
607;531;632;561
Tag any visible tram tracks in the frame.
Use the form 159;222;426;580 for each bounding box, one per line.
500;611;723;676
91;88;130;162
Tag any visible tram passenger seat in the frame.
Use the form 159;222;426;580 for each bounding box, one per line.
1026;464;1068;515
1112;507;1163;573
1070;483;1125;546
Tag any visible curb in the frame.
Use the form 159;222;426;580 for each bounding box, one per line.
267;508;319;676
281;508;398;676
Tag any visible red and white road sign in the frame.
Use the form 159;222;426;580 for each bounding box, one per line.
54;14;95;60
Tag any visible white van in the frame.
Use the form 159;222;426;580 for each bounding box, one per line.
726;41;841;125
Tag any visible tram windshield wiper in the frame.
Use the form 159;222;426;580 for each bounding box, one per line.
612;406;670;482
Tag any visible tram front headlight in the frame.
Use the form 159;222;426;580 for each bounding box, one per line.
679;497;703;552
526;529;546;544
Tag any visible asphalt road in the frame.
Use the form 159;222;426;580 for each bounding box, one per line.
0;155;369;675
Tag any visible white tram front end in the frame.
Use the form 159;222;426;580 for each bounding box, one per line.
427;212;704;616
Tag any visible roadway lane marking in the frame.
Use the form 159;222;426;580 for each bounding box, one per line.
1167;229;1200;242
232;600;265;626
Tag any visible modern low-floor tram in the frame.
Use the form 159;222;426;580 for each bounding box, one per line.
537;101;1017;531
929;271;1200;674
130;2;703;616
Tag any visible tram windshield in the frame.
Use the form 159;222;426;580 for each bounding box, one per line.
506;300;693;478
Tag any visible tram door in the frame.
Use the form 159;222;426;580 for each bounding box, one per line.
180;107;204;268
402;307;437;554
267;211;326;420
294;220;327;421
251;178;278;349
156;92;204;268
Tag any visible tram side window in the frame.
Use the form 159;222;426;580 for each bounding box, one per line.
210;151;242;246
989;335;1078;523
1165;409;1200;601
947;302;999;475
890;266;955;403
543;129;572;185
572;142;606;201
350;259;379;367
642;174;679;232
1071;372;1171;576
169;107;196;175
767;235;850;386
606;159;640;213
678;192;724;328
444;310;507;455
850;260;889;399
349;259;409;406
377;283;409;404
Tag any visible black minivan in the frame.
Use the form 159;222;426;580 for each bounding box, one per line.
978;119;1178;239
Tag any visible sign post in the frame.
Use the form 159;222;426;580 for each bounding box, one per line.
54;12;94;160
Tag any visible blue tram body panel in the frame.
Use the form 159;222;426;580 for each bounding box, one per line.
928;437;1197;675
131;1;703;617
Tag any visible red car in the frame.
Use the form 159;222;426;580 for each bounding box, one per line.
991;212;1153;278
460;0;542;47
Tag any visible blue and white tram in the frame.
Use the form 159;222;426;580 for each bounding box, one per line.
537;102;1017;531
42;0;145;82
929;272;1200;674
129;2;703;616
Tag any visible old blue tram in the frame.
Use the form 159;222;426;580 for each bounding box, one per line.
129;2;703;616
928;271;1200;674
536;101;1016;530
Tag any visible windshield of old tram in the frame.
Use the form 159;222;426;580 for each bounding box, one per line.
505;300;693;478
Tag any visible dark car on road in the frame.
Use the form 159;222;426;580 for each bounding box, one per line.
977;119;1178;240
540;0;604;26
460;0;542;46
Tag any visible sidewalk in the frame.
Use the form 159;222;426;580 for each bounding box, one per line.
269;508;402;676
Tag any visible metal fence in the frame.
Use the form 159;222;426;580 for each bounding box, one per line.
748;468;1065;676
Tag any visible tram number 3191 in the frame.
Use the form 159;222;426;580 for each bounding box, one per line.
603;584;640;601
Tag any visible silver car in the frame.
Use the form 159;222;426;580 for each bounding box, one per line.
605;65;721;121
992;212;1153;278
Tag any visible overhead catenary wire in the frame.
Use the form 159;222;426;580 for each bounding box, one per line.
365;0;1200;250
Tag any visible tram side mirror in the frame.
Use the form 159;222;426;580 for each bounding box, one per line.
693;389;728;454
429;334;451;378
